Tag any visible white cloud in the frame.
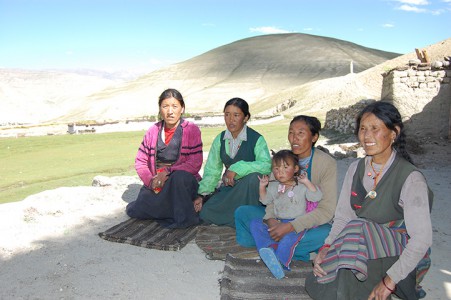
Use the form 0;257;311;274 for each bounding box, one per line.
303;27;313;31
395;0;450;14
393;0;450;14
430;8;446;14
398;4;427;12
249;26;291;34
383;23;395;28
396;0;429;5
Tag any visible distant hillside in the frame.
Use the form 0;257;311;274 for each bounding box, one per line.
0;33;400;124
258;37;451;121
0;70;119;124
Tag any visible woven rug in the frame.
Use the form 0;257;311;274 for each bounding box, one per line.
195;225;259;260
220;254;313;300
98;218;198;251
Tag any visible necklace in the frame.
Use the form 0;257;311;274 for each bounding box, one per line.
367;159;387;199
276;181;296;201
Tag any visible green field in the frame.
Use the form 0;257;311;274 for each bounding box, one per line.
0;121;292;204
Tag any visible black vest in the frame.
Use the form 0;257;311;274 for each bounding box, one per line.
156;122;183;164
219;127;261;169
350;153;433;224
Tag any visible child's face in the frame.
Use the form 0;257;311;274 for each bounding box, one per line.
272;159;299;184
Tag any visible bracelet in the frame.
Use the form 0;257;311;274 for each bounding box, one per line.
382;277;395;293
318;244;331;252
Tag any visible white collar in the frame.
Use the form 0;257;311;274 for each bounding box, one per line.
224;124;247;141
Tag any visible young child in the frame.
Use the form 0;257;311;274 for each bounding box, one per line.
250;149;322;279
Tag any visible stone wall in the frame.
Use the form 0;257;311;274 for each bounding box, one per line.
381;61;451;139
324;100;375;134
324;57;451;139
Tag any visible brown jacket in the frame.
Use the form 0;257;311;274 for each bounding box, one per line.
290;148;337;232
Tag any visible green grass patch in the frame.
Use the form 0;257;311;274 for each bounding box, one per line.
0;132;143;203
0;120;291;204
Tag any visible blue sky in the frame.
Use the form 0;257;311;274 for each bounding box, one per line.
0;0;450;73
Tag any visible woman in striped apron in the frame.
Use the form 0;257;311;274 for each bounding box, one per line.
306;101;433;300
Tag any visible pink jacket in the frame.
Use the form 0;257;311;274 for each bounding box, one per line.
135;119;203;186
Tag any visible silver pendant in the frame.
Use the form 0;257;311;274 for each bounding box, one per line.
367;190;377;199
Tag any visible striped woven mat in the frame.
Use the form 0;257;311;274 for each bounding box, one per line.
98;218;198;251
195;225;259;260
220;254;313;300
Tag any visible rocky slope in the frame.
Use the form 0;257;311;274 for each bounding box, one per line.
254;38;451;120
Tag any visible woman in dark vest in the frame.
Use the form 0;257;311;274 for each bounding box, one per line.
306;101;433;300
193;98;272;227
126;88;203;228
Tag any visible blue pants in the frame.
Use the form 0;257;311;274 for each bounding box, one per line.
235;205;331;261
250;218;305;269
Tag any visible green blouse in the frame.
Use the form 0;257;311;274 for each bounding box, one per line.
198;128;271;195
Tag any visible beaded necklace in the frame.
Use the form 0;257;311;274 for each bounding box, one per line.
366;159;387;199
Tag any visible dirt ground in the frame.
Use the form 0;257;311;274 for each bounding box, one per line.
0;137;450;299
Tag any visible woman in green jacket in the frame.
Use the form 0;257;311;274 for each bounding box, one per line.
193;98;272;227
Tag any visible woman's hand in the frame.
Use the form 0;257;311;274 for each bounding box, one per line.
151;169;169;189
223;170;236;187
193;197;203;212
268;222;293;242
312;246;329;277
368;276;395;300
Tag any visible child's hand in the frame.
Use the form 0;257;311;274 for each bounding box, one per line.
258;175;269;187
297;170;309;184
298;170;318;192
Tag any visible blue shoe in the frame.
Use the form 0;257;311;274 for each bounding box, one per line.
416;288;427;299
259;247;285;279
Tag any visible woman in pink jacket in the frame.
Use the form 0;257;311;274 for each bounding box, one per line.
126;89;203;228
